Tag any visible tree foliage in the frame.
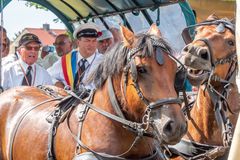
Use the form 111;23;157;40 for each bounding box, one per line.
25;2;48;11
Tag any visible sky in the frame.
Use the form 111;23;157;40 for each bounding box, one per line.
1;1;66;40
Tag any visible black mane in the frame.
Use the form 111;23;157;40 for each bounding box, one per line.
88;33;173;88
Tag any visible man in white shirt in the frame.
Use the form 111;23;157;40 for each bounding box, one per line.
47;22;103;90
1;33;53;90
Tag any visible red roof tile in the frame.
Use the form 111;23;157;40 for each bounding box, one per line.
25;28;66;46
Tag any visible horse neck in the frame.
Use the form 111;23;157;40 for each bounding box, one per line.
187;86;222;145
93;74;123;114
187;84;239;145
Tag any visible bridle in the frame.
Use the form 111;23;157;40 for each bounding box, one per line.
175;19;238;159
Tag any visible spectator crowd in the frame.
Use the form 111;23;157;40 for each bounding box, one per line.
0;21;122;92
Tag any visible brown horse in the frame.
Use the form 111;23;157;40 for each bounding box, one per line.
170;15;240;160
0;24;187;160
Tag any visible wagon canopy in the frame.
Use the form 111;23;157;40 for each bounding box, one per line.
0;0;195;51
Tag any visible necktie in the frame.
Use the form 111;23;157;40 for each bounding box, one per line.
74;59;88;89
22;66;32;86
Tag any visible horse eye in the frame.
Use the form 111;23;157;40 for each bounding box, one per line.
137;66;147;74
227;40;235;46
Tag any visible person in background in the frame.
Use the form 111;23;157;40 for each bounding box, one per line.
37;45;59;69
97;29;114;54
0;26;7;57
48;22;103;90
1;37;10;58
53;34;73;57
2;36;20;66
1;33;53;90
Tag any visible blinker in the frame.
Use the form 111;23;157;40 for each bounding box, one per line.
156;48;164;65
216;23;225;33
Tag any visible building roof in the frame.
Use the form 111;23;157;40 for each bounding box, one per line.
25;28;66;46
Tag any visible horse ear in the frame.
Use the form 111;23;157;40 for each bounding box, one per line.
121;25;134;47
206;14;219;21
147;24;162;37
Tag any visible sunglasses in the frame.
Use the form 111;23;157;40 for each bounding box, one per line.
53;41;67;46
24;46;41;51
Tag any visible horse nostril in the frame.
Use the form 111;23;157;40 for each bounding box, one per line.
183;45;189;52
197;48;209;60
163;120;175;136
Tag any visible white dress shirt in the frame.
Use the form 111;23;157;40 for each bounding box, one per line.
1;59;53;90
47;50;104;89
1;51;20;66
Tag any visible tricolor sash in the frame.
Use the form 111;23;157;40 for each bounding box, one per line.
61;50;78;89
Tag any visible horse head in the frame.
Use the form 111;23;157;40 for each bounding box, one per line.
179;15;240;150
181;14;237;87
90;24;187;146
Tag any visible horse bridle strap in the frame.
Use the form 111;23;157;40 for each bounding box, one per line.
149;98;182;109
67;89;143;131
107;76;126;119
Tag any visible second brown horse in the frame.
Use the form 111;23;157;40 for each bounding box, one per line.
171;15;240;160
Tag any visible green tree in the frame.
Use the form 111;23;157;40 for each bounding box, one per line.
25;2;48;11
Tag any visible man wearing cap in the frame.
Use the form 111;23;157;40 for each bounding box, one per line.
47;22;103;90
1;33;53;90
97;29;114;54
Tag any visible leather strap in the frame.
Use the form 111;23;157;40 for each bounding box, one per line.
9;98;61;160
107;76;126;119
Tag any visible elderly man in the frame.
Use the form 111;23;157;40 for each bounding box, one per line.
97;29;113;54
1;33;53;90
53;34;73;57
48;22;103;90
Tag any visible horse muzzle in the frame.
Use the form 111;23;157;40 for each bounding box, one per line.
149;104;187;145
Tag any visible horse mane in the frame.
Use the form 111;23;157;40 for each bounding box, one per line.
88;33;173;88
